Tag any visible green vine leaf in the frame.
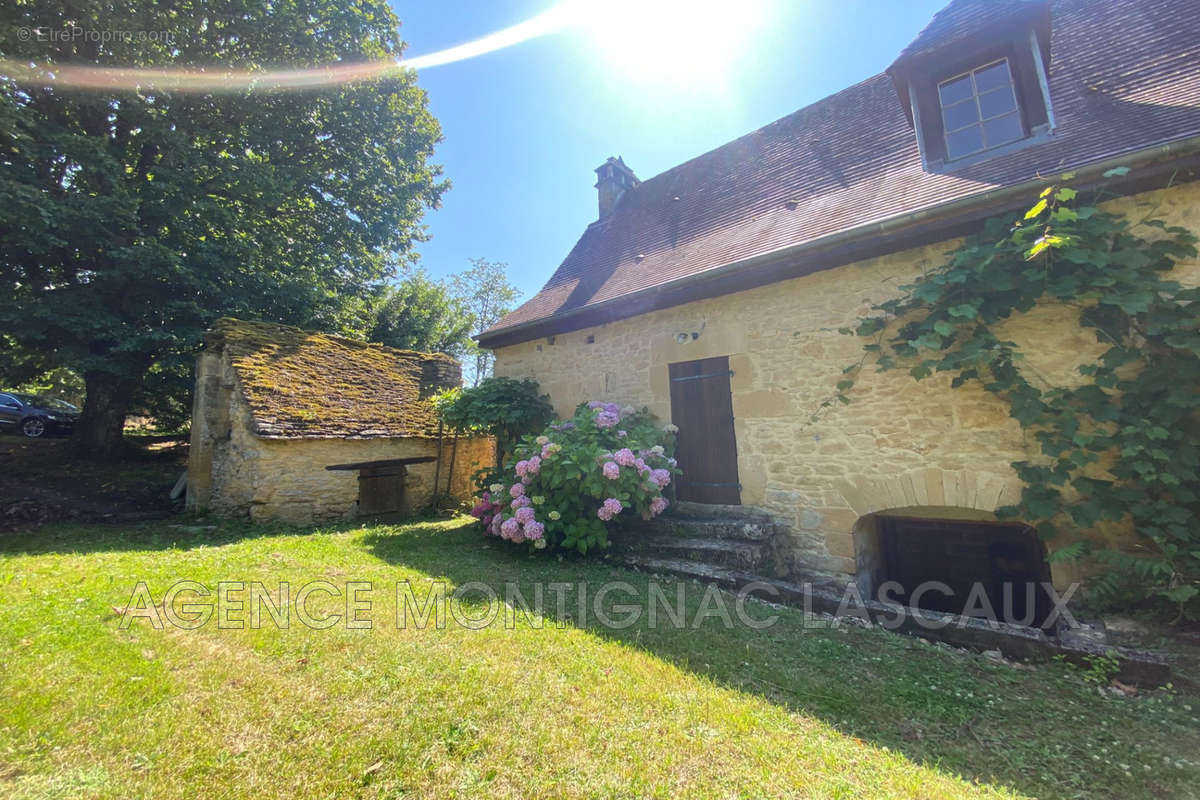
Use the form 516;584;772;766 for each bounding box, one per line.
829;178;1200;620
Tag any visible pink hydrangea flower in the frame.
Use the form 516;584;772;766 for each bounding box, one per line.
501;518;520;538
650;468;671;488
634;457;649;473
515;506;536;525
650;496;669;516
509;483;525;498
597;497;623;521
527;455;541;474
596;411;619;428
602;461;620;480
614;448;636;467
512;495;531;509
524;521;545;540
514;460;530;478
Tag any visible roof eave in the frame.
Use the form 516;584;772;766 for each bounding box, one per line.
478;135;1200;349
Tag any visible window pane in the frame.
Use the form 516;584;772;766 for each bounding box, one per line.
938;75;974;106
974;60;1012;93
978;86;1017;118
946;125;985;159
983;113;1024;146
941;99;979;132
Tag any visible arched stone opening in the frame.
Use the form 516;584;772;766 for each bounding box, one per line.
852;507;1055;629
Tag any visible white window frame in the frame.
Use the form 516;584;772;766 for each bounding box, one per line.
937;57;1025;160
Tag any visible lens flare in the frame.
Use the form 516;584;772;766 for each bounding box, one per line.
0;0;765;93
0;2;580;93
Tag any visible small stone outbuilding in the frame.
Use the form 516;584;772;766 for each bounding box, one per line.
186;318;492;525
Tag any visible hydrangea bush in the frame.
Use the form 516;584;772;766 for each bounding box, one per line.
469;401;679;554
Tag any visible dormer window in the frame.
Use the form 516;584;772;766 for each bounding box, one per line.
886;0;1055;171
938;58;1025;160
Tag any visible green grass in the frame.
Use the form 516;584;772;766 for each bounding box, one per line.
1;518;1197;799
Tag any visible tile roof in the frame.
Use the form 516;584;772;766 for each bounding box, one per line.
208;318;460;439
482;0;1200;345
892;0;1046;64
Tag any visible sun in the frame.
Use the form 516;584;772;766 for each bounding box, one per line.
570;0;774;86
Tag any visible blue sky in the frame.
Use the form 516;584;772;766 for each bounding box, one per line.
393;0;948;301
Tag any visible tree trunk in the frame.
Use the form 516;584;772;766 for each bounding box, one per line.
72;370;140;459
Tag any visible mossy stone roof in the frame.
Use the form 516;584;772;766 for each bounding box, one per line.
208;318;460;439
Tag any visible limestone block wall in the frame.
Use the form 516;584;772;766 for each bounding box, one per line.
244;435;493;525
187;352;494;525
492;182;1200;586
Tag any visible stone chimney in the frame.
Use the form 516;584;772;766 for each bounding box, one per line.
418;356;462;398
594;156;639;219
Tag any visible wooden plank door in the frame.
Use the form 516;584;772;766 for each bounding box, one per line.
668;356;741;504
358;466;407;516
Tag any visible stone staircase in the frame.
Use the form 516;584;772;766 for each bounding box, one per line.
612;502;785;579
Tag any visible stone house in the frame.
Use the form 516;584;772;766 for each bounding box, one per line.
479;0;1200;609
187;318;492;525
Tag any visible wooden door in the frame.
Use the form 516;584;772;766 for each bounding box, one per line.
668;356;741;504
358;466;407;516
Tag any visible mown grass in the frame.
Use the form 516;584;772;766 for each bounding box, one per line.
1;517;1197;799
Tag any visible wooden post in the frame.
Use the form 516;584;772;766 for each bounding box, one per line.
432;420;444;507
445;431;459;499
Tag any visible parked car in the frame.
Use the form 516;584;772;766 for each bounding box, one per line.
0;392;80;438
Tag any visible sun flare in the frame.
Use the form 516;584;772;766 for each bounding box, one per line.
574;0;773;85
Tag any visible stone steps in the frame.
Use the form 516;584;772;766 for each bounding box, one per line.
612;506;784;576
640;514;779;542
631;534;775;572
618;554;742;587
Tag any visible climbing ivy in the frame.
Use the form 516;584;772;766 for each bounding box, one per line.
833;172;1200;620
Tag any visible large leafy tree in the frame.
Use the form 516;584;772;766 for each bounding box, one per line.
0;0;446;455
368;270;473;357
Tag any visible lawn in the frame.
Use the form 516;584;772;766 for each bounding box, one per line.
1;518;1197;799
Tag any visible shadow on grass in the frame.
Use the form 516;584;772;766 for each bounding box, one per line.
0;516;370;557
360;519;1199;800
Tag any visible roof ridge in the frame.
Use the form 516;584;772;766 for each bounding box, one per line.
211;317;456;362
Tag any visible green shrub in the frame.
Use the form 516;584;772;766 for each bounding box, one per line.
435;377;555;466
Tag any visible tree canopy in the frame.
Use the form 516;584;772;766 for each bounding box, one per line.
0;0;446;454
367;270;473;357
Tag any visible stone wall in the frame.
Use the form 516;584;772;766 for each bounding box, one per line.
492;182;1200;587
187;352;494;525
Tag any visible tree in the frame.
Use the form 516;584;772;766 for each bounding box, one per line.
0;0;446;456
450;258;520;385
367;270;473;357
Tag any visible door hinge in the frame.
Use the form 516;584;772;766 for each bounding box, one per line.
670;369;734;383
